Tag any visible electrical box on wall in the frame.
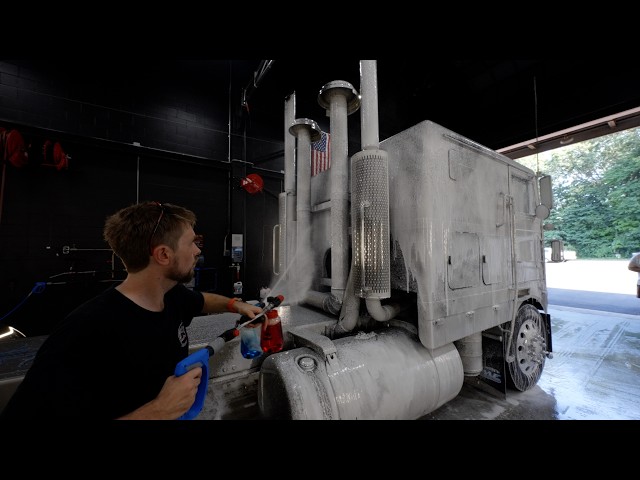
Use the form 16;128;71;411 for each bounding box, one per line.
231;233;243;262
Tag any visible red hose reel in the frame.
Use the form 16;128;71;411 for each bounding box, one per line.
240;173;264;194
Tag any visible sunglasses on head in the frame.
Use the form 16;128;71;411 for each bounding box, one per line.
149;201;166;255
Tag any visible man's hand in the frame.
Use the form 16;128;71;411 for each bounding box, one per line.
235;301;264;319
117;367;202;420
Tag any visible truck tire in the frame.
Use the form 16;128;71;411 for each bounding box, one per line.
506;304;548;392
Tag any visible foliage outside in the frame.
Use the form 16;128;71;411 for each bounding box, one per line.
518;127;640;259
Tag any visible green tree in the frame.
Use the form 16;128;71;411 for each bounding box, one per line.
518;127;640;258
602;154;640;255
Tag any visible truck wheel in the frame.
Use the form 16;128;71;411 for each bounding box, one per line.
506;304;548;392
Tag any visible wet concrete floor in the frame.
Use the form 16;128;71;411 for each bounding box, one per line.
423;305;640;420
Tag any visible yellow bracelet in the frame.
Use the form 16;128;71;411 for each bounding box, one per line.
227;297;238;313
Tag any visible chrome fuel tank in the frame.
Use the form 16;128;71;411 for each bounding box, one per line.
258;325;463;420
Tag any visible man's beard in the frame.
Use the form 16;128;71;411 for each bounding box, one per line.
167;261;195;284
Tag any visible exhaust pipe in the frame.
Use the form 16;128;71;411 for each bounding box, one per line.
352;60;399;322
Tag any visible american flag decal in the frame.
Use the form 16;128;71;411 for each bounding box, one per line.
311;131;330;176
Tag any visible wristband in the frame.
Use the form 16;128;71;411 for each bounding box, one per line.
227;297;239;313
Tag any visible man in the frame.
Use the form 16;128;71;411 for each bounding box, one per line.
628;252;640;298
0;201;262;420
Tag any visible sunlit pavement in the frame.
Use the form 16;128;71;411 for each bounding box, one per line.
545;259;637;295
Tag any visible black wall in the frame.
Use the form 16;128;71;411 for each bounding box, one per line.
0;60;283;336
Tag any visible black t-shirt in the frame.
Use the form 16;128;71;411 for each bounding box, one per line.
0;283;204;420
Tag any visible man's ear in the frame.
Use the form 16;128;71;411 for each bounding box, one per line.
151;245;172;265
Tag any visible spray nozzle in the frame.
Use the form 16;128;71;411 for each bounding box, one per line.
235;295;284;329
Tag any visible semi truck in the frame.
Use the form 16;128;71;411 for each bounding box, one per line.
191;60;554;420
0;60;554;420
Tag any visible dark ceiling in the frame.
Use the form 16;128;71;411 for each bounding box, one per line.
228;58;640;161
19;58;640;167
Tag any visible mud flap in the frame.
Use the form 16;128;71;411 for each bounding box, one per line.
478;329;507;397
542;312;553;353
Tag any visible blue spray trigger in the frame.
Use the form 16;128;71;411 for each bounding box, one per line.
175;348;210;420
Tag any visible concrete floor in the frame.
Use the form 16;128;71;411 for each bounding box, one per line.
423;305;640;420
